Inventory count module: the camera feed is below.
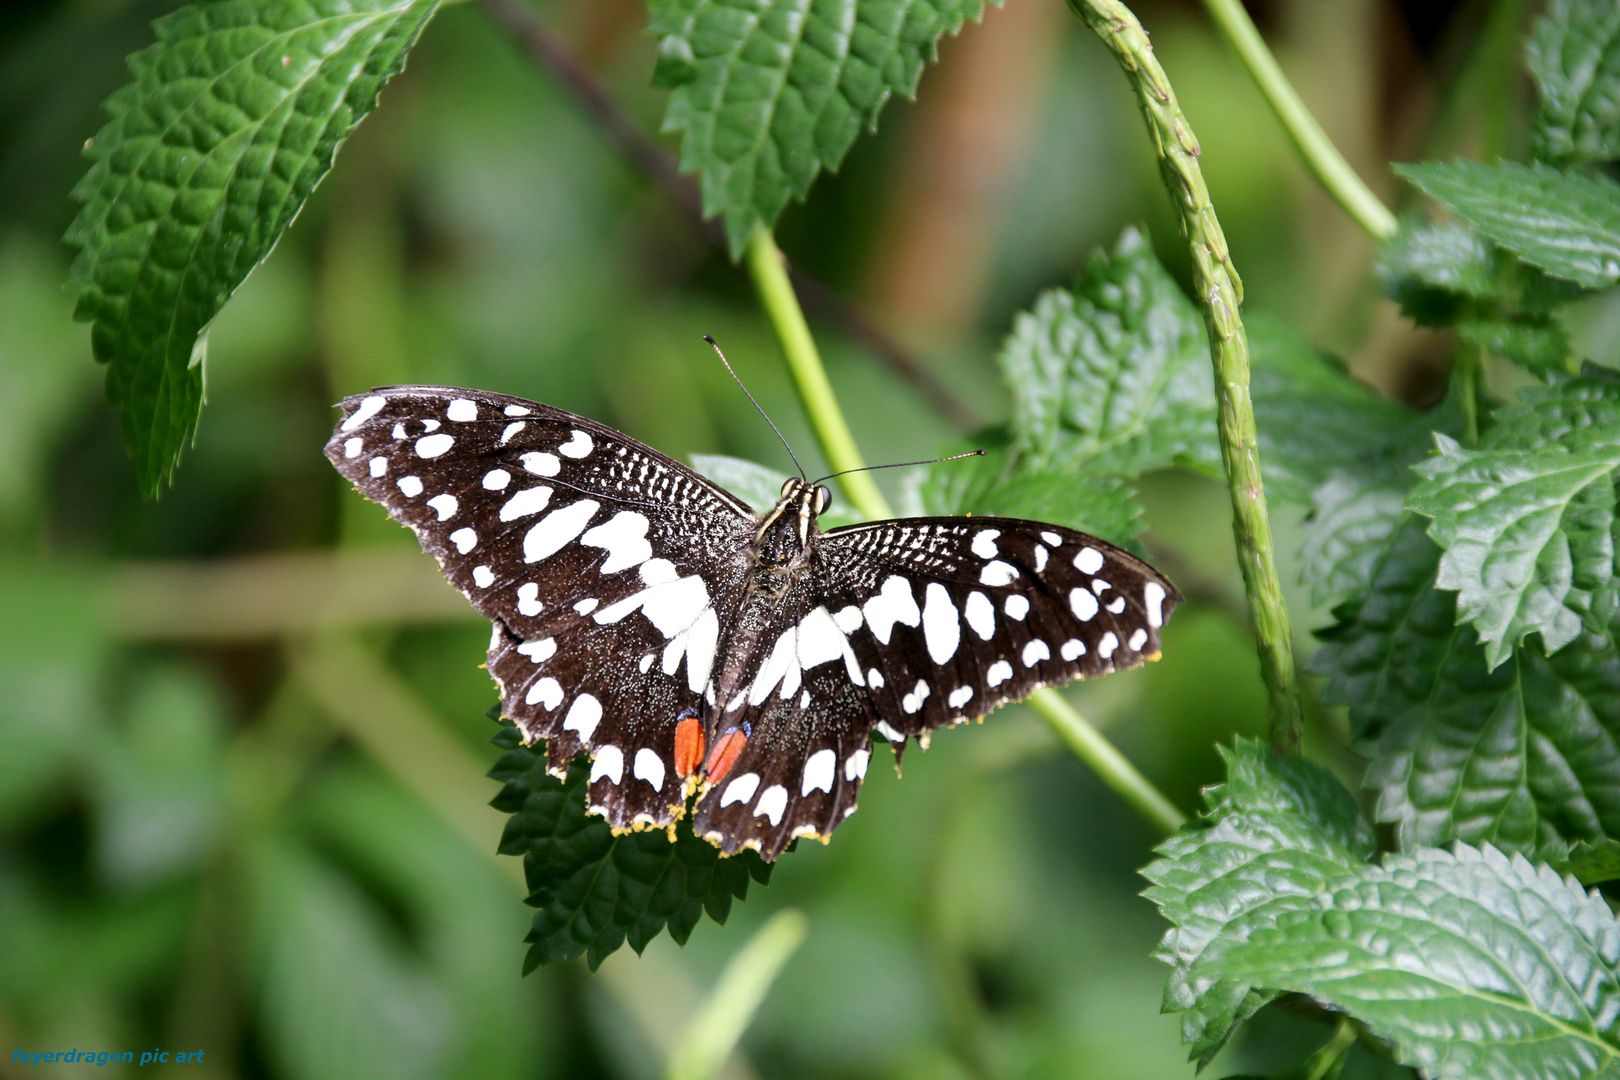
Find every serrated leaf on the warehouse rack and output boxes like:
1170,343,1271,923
1397,161,1620,289
1000,227,1219,478
1408,379,1620,666
1195,844,1620,1080
650,0,987,255
1313,518,1620,859
1553,838,1620,884
1456,313,1575,373
1378,219,1501,325
64,0,440,495
1300,478,1410,608
1141,738,1375,1067
488,726,770,972
689,453,860,528
1528,0,1620,166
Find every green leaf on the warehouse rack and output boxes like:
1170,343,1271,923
1378,219,1501,325
1000,227,1219,478
1300,479,1411,608
1141,738,1375,1067
1397,161,1620,289
689,453,860,528
64,0,441,495
1407,379,1620,667
1313,518,1620,859
1528,0,1620,166
1553,838,1620,884
1456,314,1575,373
488,726,771,972
1195,844,1620,1080
650,0,988,256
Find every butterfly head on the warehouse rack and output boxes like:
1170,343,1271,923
754,477,830,567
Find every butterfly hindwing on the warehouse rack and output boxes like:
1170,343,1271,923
326,387,755,833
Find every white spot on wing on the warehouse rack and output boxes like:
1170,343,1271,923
416,433,454,458
1092,579,1112,595
1033,545,1048,572
639,653,654,674
874,721,904,742
591,746,623,784
986,660,1013,687
581,511,652,574
520,452,560,476
802,749,836,796
523,500,599,562
427,494,458,521
562,694,602,740
1144,582,1167,627
517,584,543,617
1107,596,1127,614
525,676,562,709
1075,547,1105,574
1070,588,1099,621
796,606,864,686
1098,632,1118,659
964,591,995,640
344,437,362,458
634,748,665,791
1022,639,1051,667
901,679,930,714
980,560,1017,587
862,575,921,643
844,749,869,781
1060,639,1085,660
1041,531,1063,546
472,565,494,589
754,785,788,825
517,636,556,662
369,457,387,477
450,528,477,553
721,773,760,807
867,669,884,688
341,395,386,431
446,398,477,422
501,486,553,522
559,430,593,458
922,584,960,664
947,685,973,708
1004,594,1029,620
482,469,510,490
573,598,598,615
504,404,531,417
397,476,423,497
500,421,526,445
832,605,862,633
971,529,1001,558
1129,628,1148,651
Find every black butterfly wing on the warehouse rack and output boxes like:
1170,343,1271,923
689,518,1179,859
326,386,756,834
817,518,1181,736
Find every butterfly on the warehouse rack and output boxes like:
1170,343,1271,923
326,385,1180,860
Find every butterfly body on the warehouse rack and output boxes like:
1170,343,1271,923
327,386,1179,859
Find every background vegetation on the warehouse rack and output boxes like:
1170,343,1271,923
2,0,1616,1078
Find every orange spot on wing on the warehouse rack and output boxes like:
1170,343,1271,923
674,716,706,777
703,728,748,789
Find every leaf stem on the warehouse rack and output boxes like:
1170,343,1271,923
1197,0,1397,241
1069,0,1306,757
745,223,1187,834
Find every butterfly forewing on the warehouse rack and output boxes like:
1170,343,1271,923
326,387,755,832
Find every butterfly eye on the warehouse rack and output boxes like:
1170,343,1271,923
780,477,798,498
814,485,831,514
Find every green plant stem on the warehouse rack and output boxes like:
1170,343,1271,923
745,223,1187,835
1459,346,1483,446
667,909,808,1080
1198,0,1396,241
1069,0,1306,758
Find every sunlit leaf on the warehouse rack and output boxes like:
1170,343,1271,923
650,0,989,255
65,0,441,495
1528,0,1620,166
489,725,771,972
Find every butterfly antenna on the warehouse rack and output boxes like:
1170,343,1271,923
703,334,807,479
814,450,984,486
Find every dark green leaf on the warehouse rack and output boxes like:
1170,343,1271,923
1195,844,1620,1080
1378,219,1500,325
999,227,1219,478
1141,738,1374,1067
1300,481,1411,607
64,0,441,495
1313,518,1620,859
1407,379,1620,666
488,726,770,972
650,0,987,255
1397,161,1620,289
1455,313,1574,373
1528,0,1620,166
1553,838,1620,883
690,453,860,528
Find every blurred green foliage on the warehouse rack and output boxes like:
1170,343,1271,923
0,0,1584,1078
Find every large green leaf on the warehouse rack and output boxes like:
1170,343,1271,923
1000,227,1219,478
1140,739,1375,1067
1195,844,1620,1080
65,0,441,495
1313,518,1620,859
650,0,987,256
488,725,771,972
1408,379,1620,667
1397,161,1620,290
1528,0,1620,166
